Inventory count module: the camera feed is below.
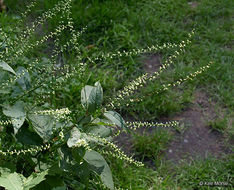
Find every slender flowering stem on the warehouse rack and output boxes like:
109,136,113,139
124,62,214,107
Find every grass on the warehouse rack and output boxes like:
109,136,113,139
107,154,234,190
106,157,177,190
175,155,234,190
132,129,173,161
1,0,233,189
3,0,233,111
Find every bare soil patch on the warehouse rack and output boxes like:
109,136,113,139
114,54,233,167
188,1,199,9
141,53,161,75
115,90,232,167
164,90,232,164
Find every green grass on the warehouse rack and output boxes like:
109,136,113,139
107,154,234,190
174,155,234,190
106,157,177,190
4,0,233,112
1,0,233,189
132,129,172,161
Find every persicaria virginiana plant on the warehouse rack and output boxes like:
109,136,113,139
0,0,213,189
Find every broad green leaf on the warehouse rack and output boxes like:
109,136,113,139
23,170,48,190
2,101,25,118
0,89,10,94
77,115,92,125
16,67,31,91
16,125,43,146
89,118,112,137
84,150,114,190
0,172,24,190
81,82,103,113
0,170,48,190
72,147,86,164
58,146,87,178
10,86,24,98
34,162,51,173
0,167,11,175
88,125,111,137
67,127,100,147
33,176,65,190
28,114,54,142
94,81,103,107
67,127,82,147
58,145,74,172
2,101,26,134
104,111,126,130
0,163,16,174
81,85,93,108
0,61,16,75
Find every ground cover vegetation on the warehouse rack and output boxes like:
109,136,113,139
0,0,233,189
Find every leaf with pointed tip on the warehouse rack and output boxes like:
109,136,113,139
94,81,103,107
0,172,24,190
23,170,48,190
16,67,31,91
67,127,82,148
81,85,93,109
0,61,16,75
104,111,127,131
2,101,26,134
81,82,103,113
28,114,54,142
84,150,114,190
89,118,112,137
16,125,43,146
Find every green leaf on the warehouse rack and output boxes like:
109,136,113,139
16,125,43,146
0,164,16,174
0,61,16,75
23,170,48,190
16,67,31,91
94,81,103,107
84,150,114,190
88,125,111,137
89,119,112,137
0,89,10,94
81,82,103,113
58,145,74,172
67,127,99,147
0,172,24,190
2,101,26,134
77,115,92,125
67,127,82,148
47,163,63,176
104,111,127,130
0,170,48,190
72,147,86,164
28,114,54,142
33,176,65,190
81,85,93,109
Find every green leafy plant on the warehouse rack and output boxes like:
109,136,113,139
0,0,215,189
0,74,130,189
0,168,48,190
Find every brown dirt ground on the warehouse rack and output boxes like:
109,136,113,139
114,54,233,167
164,90,233,164
188,1,199,9
142,53,162,75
